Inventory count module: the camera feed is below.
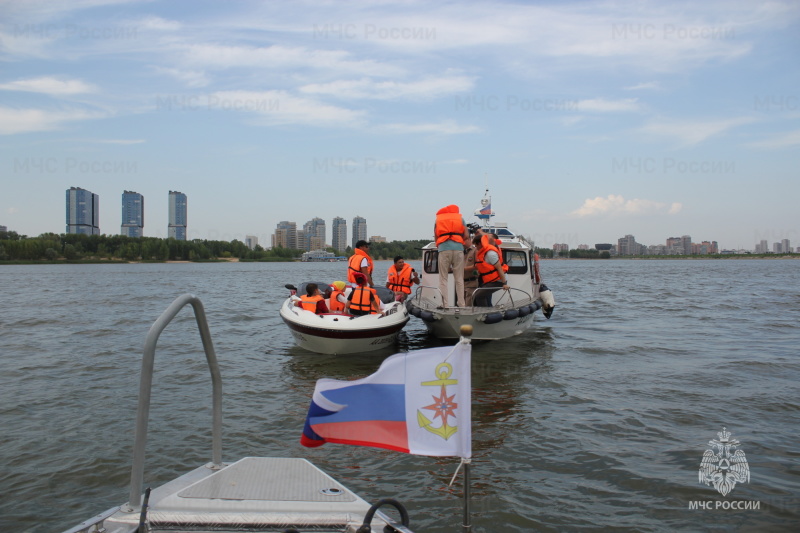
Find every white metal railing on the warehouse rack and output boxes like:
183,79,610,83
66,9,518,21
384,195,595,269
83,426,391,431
124,294,223,511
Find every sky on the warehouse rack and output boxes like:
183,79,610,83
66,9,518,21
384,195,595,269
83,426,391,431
1,0,798,251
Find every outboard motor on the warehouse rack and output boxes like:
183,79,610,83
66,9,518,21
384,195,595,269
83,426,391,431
539,283,555,319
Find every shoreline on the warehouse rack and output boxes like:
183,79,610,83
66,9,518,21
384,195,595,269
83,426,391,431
2,255,798,266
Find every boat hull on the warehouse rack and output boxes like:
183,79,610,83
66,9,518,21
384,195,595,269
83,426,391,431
409,302,540,340
280,297,409,354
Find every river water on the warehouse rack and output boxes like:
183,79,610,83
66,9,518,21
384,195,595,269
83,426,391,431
1,259,798,532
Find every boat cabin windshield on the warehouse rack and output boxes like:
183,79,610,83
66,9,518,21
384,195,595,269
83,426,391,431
423,249,529,276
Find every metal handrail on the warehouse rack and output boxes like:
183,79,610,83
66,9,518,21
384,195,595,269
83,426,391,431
125,294,223,511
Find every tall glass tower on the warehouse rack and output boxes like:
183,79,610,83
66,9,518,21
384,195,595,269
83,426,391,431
66,186,100,235
352,216,367,248
168,190,187,240
332,216,347,253
121,190,144,237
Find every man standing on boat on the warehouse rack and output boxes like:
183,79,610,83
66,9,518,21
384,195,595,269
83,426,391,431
434,205,470,307
386,255,419,303
347,240,374,289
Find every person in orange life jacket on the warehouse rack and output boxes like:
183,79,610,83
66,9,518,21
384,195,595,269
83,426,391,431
294,283,329,314
434,205,470,307
386,255,419,302
490,232,509,273
462,241,478,306
479,232,509,273
328,280,347,313
473,234,509,307
346,273,381,316
347,240,374,289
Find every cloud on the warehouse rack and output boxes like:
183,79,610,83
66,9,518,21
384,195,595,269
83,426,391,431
639,117,756,145
137,16,182,31
179,44,402,77
0,76,97,95
203,90,365,127
299,75,475,101
97,139,146,144
624,81,661,91
572,194,683,217
153,67,210,88
0,106,104,134
379,120,480,135
576,98,640,112
747,129,800,149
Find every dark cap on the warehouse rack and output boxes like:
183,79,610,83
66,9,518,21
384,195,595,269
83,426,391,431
356,240,370,248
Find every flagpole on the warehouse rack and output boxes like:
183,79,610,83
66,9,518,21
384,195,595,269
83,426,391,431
463,459,471,532
459,325,473,533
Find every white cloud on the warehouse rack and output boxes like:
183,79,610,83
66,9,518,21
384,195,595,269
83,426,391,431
299,75,475,101
179,44,402,77
97,139,146,144
624,81,660,91
0,107,104,134
639,117,756,145
747,129,800,149
379,120,480,135
576,98,640,112
0,76,97,95
137,16,182,31
203,90,365,127
571,194,683,217
153,67,210,88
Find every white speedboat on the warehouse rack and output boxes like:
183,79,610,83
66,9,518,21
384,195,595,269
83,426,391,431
64,294,416,533
280,282,410,354
407,190,555,341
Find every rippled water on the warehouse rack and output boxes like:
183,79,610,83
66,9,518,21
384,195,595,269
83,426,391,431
1,260,798,532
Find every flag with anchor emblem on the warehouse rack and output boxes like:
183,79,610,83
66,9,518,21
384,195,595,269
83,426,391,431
300,343,471,458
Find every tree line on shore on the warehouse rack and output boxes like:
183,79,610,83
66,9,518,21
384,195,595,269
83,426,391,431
0,231,433,262
0,231,564,263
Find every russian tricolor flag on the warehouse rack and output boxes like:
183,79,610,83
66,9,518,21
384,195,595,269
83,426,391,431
301,344,471,458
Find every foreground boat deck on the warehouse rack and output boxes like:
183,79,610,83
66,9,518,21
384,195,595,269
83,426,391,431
66,457,394,532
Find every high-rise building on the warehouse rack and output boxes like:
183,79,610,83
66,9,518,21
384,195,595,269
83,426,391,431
245,235,258,250
168,190,188,240
66,186,100,235
681,235,692,255
273,221,297,249
332,217,347,252
302,217,326,251
617,234,645,255
666,237,683,254
782,239,791,253
121,190,144,237
352,216,367,248
755,239,769,253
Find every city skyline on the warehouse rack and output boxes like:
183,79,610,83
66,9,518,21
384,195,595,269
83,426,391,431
1,1,797,249
10,185,797,253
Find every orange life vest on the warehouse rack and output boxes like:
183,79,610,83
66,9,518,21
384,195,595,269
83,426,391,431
347,248,374,284
329,289,345,312
475,244,502,284
300,294,323,313
349,286,378,314
387,263,414,294
481,234,509,272
435,205,466,246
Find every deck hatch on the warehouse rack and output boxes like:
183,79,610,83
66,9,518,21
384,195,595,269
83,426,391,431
178,457,356,502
